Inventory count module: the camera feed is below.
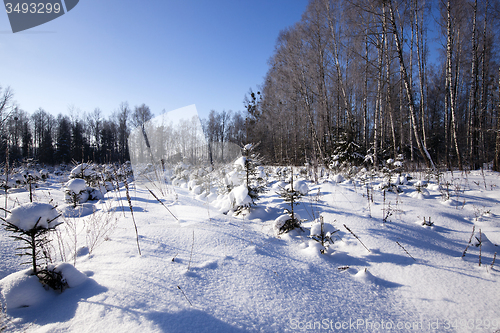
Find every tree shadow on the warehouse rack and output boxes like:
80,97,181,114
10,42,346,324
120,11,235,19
145,308,249,333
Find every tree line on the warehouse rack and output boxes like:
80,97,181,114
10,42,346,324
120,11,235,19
0,84,247,168
243,0,500,171
0,88,143,166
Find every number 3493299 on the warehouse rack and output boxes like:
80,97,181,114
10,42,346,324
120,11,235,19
5,2,61,14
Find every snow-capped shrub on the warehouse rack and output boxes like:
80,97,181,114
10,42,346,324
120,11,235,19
65,178,90,206
229,185,253,209
308,216,338,254
220,143,266,215
70,163,101,186
37,262,88,292
273,214,295,235
292,180,309,196
273,213,303,236
70,163,94,178
40,169,49,180
191,184,203,195
88,185,107,201
331,174,345,183
1,202,62,277
4,202,60,231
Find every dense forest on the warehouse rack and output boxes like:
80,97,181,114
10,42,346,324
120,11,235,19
1,0,500,171
245,0,500,171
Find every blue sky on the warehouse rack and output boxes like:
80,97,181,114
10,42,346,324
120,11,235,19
0,0,309,120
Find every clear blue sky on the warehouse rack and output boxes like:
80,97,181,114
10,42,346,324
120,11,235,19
0,0,309,120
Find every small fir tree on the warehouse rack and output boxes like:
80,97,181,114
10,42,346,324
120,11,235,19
276,167,306,234
234,143,266,214
1,203,66,290
308,216,338,254
242,143,266,201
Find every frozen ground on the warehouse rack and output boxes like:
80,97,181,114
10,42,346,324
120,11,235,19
1,166,499,332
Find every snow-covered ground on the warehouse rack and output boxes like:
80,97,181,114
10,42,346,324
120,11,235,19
1,166,499,332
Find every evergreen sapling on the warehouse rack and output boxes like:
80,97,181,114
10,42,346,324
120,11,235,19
275,167,308,234
308,216,338,254
1,202,67,290
233,143,266,215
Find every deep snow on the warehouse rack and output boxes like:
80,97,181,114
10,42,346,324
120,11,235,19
0,166,499,332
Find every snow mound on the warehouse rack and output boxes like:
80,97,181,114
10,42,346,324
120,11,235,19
302,239,325,256
353,269,402,288
291,180,309,195
66,178,87,193
310,221,336,236
206,191,218,203
53,263,88,288
60,203,96,218
191,185,203,195
409,189,429,199
228,185,253,207
233,156,247,169
427,183,441,191
0,264,88,310
273,213,301,235
331,174,345,183
6,202,60,231
273,214,291,235
70,163,95,178
0,269,50,309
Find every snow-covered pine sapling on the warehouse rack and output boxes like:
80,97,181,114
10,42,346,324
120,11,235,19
1,203,65,289
232,143,266,215
308,216,338,254
65,178,89,207
381,158,403,193
70,163,99,185
275,167,308,234
242,143,266,202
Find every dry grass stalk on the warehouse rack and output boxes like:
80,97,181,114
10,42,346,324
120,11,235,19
146,187,178,221
343,224,371,253
124,176,141,256
462,225,475,257
396,241,416,261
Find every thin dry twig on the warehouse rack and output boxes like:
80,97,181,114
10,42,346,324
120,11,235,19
462,225,475,257
177,285,192,306
396,241,416,261
146,187,178,221
343,224,371,253
124,177,141,256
